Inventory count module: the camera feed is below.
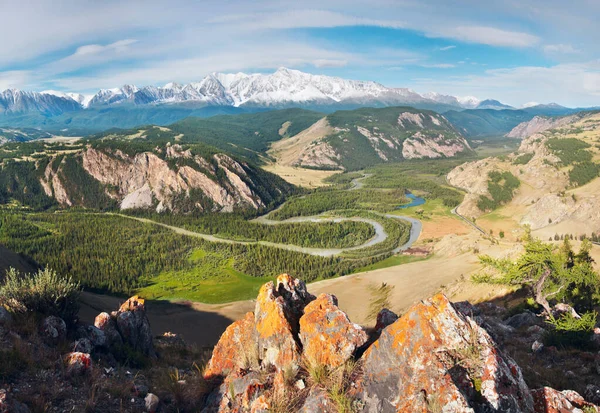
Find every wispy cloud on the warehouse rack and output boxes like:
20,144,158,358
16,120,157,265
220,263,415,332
430,26,540,48
420,63,456,69
439,45,456,51
543,43,581,54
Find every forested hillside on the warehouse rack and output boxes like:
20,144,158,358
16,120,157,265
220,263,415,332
0,137,294,213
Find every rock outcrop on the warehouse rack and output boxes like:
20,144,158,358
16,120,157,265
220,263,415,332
95,295,155,357
35,144,291,213
203,275,599,413
506,115,579,139
360,293,533,412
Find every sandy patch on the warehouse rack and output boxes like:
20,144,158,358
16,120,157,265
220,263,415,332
419,216,471,240
262,164,338,188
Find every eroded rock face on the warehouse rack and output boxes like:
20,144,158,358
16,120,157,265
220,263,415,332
360,293,534,412
299,293,367,367
204,312,257,380
254,275,314,370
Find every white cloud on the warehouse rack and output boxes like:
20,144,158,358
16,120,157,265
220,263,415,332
420,63,455,68
208,9,405,30
410,60,600,107
439,45,456,51
313,59,348,68
431,26,540,48
0,71,31,90
543,43,581,54
72,39,138,57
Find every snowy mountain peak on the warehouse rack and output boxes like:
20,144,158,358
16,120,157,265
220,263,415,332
1,68,531,114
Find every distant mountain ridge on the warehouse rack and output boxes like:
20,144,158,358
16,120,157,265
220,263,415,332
1,68,498,115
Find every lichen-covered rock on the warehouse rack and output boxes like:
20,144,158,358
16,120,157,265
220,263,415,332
532,387,599,413
299,293,367,367
360,293,534,413
250,394,270,413
40,315,66,344
375,308,399,332
254,274,314,370
64,352,92,376
116,296,155,357
94,312,122,347
204,312,256,380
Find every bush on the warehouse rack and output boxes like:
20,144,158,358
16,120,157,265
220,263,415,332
0,268,81,324
544,311,598,349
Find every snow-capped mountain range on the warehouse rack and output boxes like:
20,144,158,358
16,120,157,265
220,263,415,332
1,68,494,115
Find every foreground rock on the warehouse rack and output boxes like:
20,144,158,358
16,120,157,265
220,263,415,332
203,274,599,413
95,295,155,357
360,293,533,412
299,293,367,367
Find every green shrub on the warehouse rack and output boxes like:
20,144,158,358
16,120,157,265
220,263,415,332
544,311,598,349
513,153,533,165
0,268,81,324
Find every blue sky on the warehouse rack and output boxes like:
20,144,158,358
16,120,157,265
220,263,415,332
1,0,600,107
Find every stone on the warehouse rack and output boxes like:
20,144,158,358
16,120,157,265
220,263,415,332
453,300,480,317
254,274,313,370
552,303,580,319
585,384,600,405
116,296,155,357
505,310,539,329
77,324,107,348
300,388,332,413
73,338,94,354
360,293,534,412
374,308,399,332
94,312,122,347
250,395,270,413
532,387,598,413
299,293,367,368
144,393,159,413
40,315,66,344
64,352,92,376
532,340,544,353
0,307,12,326
204,312,256,380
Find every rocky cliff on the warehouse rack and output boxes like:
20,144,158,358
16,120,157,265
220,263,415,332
282,107,471,171
3,142,293,213
506,114,580,139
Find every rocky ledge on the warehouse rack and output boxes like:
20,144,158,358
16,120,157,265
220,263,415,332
202,274,599,413
1,274,598,412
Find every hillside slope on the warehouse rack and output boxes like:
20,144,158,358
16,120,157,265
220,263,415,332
448,111,600,238
0,138,293,213
270,106,471,171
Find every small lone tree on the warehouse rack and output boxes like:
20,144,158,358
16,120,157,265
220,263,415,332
473,232,600,318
